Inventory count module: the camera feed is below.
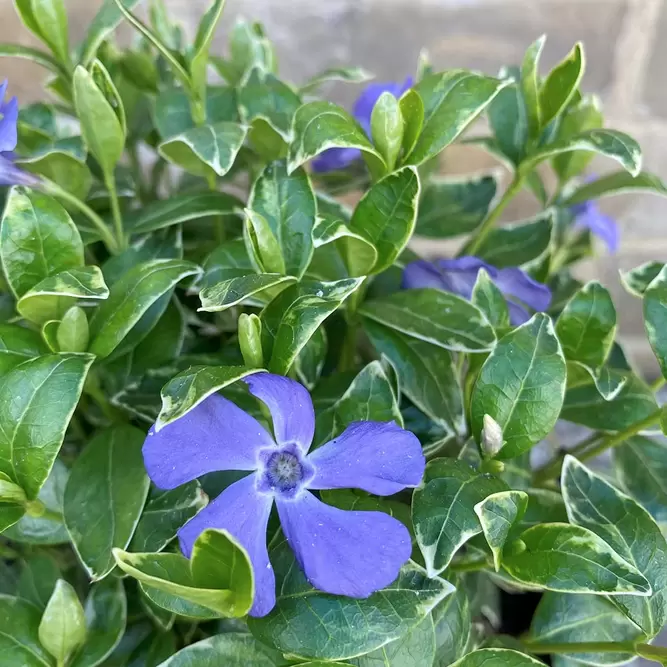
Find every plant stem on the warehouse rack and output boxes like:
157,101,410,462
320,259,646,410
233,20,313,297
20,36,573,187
449,558,491,573
464,173,525,256
105,174,126,251
651,376,666,392
44,180,118,254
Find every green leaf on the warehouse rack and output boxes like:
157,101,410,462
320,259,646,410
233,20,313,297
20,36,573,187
364,320,465,438
157,365,261,428
556,280,616,369
88,259,201,359
415,173,498,239
126,192,242,235
530,593,640,666
539,43,584,129
621,261,664,298
406,71,508,166
502,522,652,595
17,555,59,609
73,65,125,176
360,288,496,353
248,160,316,278
189,0,227,101
452,649,546,667
0,187,84,298
488,77,529,166
371,92,404,171
471,314,566,459
56,306,89,353
294,326,326,389
248,547,453,661
521,129,642,177
615,436,667,529
0,42,66,77
0,594,54,667
130,482,207,553
563,170,667,206
0,354,92,499
399,88,424,158
64,425,150,580
244,209,286,274
432,577,472,667
39,580,87,665
0,324,49,377
472,269,510,330
200,239,253,289
113,528,254,617
300,66,373,94
15,0,69,66
412,459,507,575
199,274,296,312
153,633,288,667
287,100,385,174
70,578,126,667
562,455,667,637
217,17,276,85
521,35,546,138
473,210,553,268
314,360,403,447
474,490,529,571
348,166,420,274
561,370,658,430
17,266,109,325
159,122,248,178
19,149,93,202
644,265,667,379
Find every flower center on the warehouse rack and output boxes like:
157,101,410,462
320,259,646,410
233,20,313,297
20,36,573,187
257,444,313,498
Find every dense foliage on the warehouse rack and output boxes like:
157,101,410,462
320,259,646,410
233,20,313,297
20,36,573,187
0,0,667,666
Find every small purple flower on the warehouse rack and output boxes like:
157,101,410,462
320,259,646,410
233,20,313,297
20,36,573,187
143,372,424,617
0,80,40,187
571,200,619,254
312,77,413,172
403,256,552,326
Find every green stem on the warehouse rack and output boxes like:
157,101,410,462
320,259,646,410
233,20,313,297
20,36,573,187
44,180,118,254
532,433,602,485
464,173,525,256
127,143,148,204
449,558,491,573
105,174,126,251
84,372,124,424
651,376,666,393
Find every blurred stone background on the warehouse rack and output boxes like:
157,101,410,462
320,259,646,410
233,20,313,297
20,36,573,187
1,0,665,375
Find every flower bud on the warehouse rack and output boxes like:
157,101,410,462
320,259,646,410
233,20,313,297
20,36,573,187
0,473,26,505
238,313,264,369
481,414,504,459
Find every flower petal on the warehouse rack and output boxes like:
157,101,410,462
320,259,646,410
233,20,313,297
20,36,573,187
244,373,315,452
143,394,275,490
353,77,413,132
0,94,18,153
308,421,425,495
178,474,276,617
402,259,446,290
277,490,411,597
506,299,531,326
495,267,552,312
436,256,496,299
0,155,40,187
574,203,620,254
311,146,361,172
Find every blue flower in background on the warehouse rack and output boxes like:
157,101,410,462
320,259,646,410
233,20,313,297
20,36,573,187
403,256,552,325
0,80,40,187
312,77,413,172
143,372,424,617
571,200,619,254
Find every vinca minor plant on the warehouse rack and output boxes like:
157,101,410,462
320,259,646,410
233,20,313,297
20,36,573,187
0,1,667,666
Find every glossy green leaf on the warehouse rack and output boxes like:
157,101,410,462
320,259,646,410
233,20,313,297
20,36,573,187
521,35,546,138
488,77,528,166
64,425,150,580
413,459,507,575
348,166,420,274
471,314,566,459
17,266,109,325
365,320,465,437
189,0,226,101
200,239,253,289
472,269,510,330
287,100,384,174
199,274,296,312
563,170,667,206
453,649,546,667
15,0,69,66
406,71,508,166
19,149,93,202
0,354,92,499
0,42,66,77
300,66,373,93
371,92,404,171
56,306,89,353
621,261,664,298
643,265,667,379
475,490,529,571
0,594,54,667
502,522,652,595
539,43,584,129
415,173,498,239
556,281,616,369
562,456,667,637
70,578,127,667
244,209,286,274
159,122,248,178
248,160,316,278
248,545,453,661
157,366,262,428
130,482,207,553
360,288,496,353
0,324,49,377
114,528,254,617
399,88,424,158
39,580,87,665
432,577,472,667
218,17,276,85
0,187,84,298
88,259,201,359
17,554,59,609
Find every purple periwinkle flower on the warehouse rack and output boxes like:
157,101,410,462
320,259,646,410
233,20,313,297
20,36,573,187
143,372,425,617
571,200,619,254
312,77,413,172
403,256,552,326
0,80,40,187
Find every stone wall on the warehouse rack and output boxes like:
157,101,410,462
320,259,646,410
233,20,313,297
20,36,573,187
2,0,665,374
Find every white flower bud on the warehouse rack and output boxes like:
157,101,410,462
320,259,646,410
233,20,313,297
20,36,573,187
481,414,504,458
